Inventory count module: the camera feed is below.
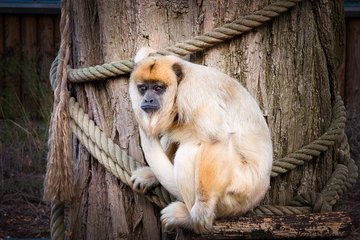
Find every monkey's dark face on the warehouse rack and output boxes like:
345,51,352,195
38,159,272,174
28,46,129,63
129,54,183,136
137,81,167,113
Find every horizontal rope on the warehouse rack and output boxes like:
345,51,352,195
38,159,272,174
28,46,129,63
67,0,303,83
69,98,357,216
69,95,346,191
68,93,355,216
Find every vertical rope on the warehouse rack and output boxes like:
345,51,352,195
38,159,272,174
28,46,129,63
50,202,65,240
44,0,73,240
43,0,73,202
44,1,71,239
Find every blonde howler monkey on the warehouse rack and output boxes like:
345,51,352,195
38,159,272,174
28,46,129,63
129,47,273,234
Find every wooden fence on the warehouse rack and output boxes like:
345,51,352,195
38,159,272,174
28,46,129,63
343,18,360,122
0,14,60,119
0,11,358,121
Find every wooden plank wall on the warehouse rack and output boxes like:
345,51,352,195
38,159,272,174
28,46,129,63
0,13,358,120
344,18,360,121
0,14,60,119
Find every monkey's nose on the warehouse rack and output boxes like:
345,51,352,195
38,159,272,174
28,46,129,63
141,98,160,113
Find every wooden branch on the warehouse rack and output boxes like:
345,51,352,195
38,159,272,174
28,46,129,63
175,212,352,239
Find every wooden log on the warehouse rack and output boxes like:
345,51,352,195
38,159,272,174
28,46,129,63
177,212,351,239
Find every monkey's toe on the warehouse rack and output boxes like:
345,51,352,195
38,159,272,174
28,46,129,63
190,202,215,234
161,201,193,231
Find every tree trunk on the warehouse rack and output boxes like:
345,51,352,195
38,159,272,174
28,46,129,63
67,0,344,239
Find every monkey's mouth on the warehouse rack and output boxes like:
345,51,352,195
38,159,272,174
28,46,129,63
141,106,160,113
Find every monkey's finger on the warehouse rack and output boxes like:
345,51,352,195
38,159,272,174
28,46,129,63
193,218,213,234
143,182,160,194
130,175,137,184
132,181,140,191
132,179,145,193
161,220,175,232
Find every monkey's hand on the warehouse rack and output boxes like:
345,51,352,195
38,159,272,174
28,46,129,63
190,201,215,234
130,167,160,194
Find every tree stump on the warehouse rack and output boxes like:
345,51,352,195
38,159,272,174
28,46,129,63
67,0,345,239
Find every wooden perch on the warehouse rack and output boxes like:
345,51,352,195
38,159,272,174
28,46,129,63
173,212,352,239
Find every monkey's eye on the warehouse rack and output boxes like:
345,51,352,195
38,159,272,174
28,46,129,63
153,85,165,94
138,84,148,94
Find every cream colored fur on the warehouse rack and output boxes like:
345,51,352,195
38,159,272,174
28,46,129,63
129,47,273,234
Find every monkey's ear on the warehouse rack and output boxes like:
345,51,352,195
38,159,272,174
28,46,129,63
134,47,157,63
172,63,184,82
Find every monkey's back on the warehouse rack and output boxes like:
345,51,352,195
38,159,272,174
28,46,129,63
173,61,273,214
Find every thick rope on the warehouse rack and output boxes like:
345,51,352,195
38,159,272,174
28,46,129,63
68,95,358,217
69,98,174,208
50,202,65,240
69,96,347,188
67,0,303,83
289,135,358,213
254,134,358,216
271,95,347,177
43,0,73,203
48,0,359,238
46,0,71,238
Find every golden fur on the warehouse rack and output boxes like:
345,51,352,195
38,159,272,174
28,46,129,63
129,47,273,233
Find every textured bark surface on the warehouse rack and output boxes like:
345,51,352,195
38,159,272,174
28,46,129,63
194,212,351,239
68,0,344,239
69,1,161,239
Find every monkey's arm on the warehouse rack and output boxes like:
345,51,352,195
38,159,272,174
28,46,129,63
138,128,183,200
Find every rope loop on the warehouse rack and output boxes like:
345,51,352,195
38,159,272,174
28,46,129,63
290,192,332,213
271,95,347,177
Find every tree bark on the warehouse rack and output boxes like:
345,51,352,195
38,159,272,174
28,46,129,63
67,0,344,239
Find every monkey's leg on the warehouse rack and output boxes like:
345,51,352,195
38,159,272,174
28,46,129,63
191,142,232,234
173,142,198,209
161,142,199,232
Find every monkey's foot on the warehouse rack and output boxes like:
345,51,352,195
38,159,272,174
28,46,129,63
130,167,159,194
190,201,215,234
161,201,193,231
